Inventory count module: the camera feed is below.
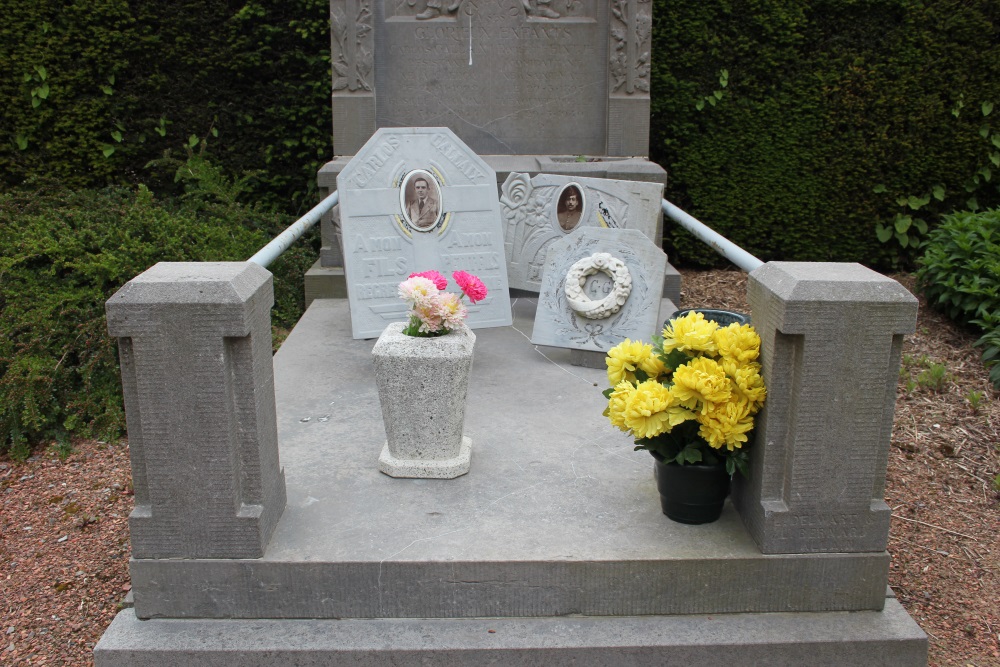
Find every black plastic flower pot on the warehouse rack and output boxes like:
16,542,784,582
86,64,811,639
651,452,731,525
667,308,750,329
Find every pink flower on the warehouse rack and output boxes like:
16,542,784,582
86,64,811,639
436,292,468,330
398,276,438,307
414,302,444,333
452,271,488,303
409,270,448,291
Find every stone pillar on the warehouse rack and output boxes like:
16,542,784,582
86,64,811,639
106,262,286,559
733,263,917,554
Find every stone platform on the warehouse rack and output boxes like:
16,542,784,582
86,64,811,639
96,297,926,665
97,595,925,666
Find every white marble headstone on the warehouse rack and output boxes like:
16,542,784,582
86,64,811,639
530,228,667,352
500,172,664,292
338,128,512,339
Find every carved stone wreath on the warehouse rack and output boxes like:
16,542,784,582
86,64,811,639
564,253,633,320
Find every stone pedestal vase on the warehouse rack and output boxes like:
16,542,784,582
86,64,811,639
372,322,475,479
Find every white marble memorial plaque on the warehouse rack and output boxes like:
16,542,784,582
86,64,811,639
338,128,512,339
500,172,663,292
531,227,666,352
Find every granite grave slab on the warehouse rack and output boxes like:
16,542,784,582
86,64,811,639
531,227,666,353
500,171,664,292
338,127,512,338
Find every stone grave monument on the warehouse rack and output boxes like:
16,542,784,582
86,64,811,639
307,0,668,303
530,227,667,354
338,127,512,338
95,260,927,665
500,172,678,299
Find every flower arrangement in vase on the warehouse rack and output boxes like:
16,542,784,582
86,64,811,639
603,310,767,523
398,270,488,336
371,269,488,479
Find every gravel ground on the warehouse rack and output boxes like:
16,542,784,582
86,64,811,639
1,269,998,666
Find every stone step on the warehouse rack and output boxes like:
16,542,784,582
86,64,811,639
96,596,926,667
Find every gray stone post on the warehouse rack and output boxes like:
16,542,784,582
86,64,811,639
106,262,286,559
733,262,917,554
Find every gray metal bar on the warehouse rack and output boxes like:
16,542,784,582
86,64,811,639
661,199,763,273
248,191,340,268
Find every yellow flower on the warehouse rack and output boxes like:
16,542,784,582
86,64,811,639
670,357,731,413
661,311,719,355
623,380,695,439
729,362,766,411
605,380,635,431
696,399,755,450
606,339,654,385
714,323,761,364
639,353,668,380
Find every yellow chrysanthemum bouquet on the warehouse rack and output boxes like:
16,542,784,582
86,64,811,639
603,311,766,477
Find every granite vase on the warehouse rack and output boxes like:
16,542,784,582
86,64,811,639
652,452,731,525
372,321,475,479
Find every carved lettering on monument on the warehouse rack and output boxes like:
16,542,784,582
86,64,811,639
610,0,651,95
331,0,374,93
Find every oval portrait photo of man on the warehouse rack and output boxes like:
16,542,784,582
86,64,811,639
556,184,584,232
399,170,442,231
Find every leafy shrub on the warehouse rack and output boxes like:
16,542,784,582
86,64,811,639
650,0,1000,267
0,0,331,210
0,170,315,459
916,208,1000,387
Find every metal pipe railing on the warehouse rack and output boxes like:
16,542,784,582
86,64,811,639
661,199,763,273
246,189,761,275
247,190,339,268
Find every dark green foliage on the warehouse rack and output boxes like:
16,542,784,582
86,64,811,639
916,208,1000,387
650,0,1000,267
0,0,331,210
0,170,314,459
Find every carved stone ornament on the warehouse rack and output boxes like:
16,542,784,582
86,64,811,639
610,0,652,95
330,1,373,93
564,253,632,320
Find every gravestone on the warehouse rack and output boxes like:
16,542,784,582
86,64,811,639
309,0,666,303
531,228,666,352
330,0,652,157
500,172,666,292
338,127,512,339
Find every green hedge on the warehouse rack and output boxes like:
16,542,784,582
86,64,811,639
651,0,1000,267
4,1,1000,266
0,0,331,209
0,170,314,459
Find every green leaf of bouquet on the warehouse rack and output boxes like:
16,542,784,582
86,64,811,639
663,348,689,371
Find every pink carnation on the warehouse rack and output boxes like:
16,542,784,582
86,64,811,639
409,270,448,291
452,271,488,303
398,276,437,307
